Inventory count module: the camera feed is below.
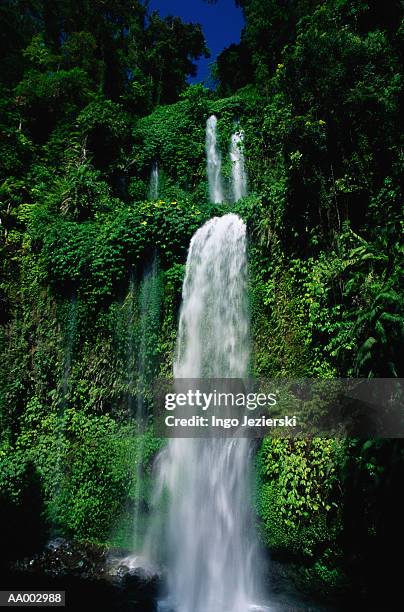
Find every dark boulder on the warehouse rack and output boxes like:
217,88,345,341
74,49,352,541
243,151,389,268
8,540,160,611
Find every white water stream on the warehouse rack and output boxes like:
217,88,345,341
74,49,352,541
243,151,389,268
206,116,224,203
149,161,159,200
230,130,248,202
148,214,263,612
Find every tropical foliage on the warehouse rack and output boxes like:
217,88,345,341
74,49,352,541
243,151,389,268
0,0,403,605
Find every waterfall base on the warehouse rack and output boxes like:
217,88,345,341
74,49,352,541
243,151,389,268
157,601,273,612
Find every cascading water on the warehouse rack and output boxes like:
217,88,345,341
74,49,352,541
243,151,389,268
148,214,263,612
109,263,161,571
133,258,161,547
230,130,248,202
206,115,224,203
149,161,159,200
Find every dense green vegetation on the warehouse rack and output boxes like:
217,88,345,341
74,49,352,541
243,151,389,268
1,0,403,606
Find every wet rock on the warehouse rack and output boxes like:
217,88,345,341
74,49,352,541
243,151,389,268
10,541,160,611
107,554,160,604
14,538,107,580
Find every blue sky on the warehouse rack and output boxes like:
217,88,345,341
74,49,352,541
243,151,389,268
147,0,245,84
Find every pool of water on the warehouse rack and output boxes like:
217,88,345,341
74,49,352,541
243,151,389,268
157,597,334,612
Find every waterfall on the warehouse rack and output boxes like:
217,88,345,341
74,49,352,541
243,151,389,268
206,115,224,203
230,130,248,202
133,258,161,547
148,214,263,612
149,161,159,200
174,214,249,378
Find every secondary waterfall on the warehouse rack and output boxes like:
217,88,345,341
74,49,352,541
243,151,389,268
206,115,224,203
149,161,159,200
230,130,248,202
149,214,262,612
133,258,161,547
